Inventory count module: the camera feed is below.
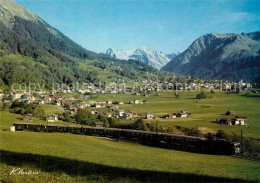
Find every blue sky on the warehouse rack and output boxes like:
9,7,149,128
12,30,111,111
16,0,260,53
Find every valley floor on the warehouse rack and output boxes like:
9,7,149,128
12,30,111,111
82,90,260,138
0,90,260,182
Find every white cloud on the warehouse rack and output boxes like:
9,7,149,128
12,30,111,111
214,12,257,24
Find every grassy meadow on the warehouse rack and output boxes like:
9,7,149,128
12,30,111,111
41,104,64,114
0,131,260,182
0,90,259,182
86,90,260,138
2,89,259,137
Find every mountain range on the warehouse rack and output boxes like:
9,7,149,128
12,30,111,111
0,0,160,87
162,32,260,82
106,47,177,69
0,0,259,85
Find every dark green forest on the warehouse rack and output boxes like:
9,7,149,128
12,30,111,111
0,16,164,88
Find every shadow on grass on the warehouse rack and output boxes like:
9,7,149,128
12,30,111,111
220,114,228,116
211,121,220,124
241,95,260,98
0,150,253,182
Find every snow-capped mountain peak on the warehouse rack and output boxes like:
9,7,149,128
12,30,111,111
106,47,177,69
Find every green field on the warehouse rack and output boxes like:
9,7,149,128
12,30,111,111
0,131,260,182
4,89,259,138
0,90,260,182
86,90,260,138
41,104,64,114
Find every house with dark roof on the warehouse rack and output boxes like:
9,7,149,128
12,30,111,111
218,118,232,125
23,114,32,121
235,116,247,125
180,111,188,118
226,111,236,116
164,113,177,119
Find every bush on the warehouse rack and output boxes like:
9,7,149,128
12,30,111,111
146,122,156,132
12,107,25,115
215,130,260,158
243,138,260,158
132,119,148,131
196,92,207,99
3,103,10,111
107,117,118,127
205,133,215,139
165,126,178,134
58,113,64,121
10,99,20,108
97,115,109,127
26,105,45,118
59,111,72,122
231,132,239,142
75,109,96,125
216,130,232,140
9,101,45,118
187,127,204,137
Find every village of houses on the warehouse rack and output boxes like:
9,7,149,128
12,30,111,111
2,89,189,123
0,79,251,127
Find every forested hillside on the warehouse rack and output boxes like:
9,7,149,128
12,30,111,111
0,0,161,88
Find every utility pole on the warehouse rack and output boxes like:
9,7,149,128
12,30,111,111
240,128,243,154
46,115,48,133
117,119,120,142
196,125,198,137
156,121,158,134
